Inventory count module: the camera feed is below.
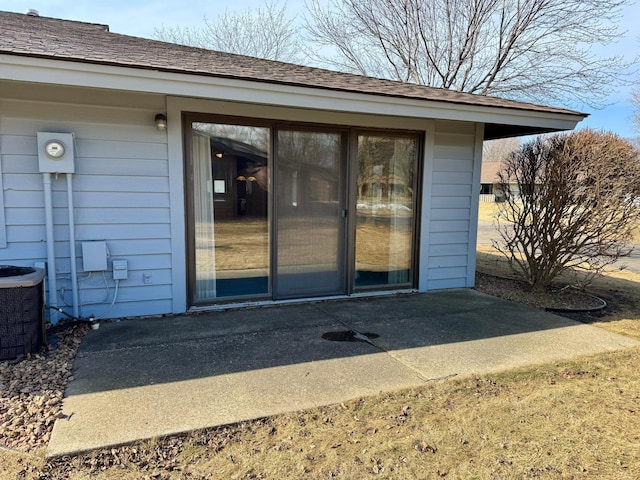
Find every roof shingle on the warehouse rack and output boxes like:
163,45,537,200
0,11,586,119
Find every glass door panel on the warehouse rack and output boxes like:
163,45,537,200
355,135,417,288
191,122,270,301
275,129,346,298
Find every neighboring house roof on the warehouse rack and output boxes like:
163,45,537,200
0,11,586,138
480,162,505,184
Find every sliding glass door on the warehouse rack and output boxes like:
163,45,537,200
354,134,418,289
189,122,271,301
275,129,347,298
187,118,419,305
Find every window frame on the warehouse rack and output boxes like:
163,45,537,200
183,113,424,306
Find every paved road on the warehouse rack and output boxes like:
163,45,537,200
477,221,640,275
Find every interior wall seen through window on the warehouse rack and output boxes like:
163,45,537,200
191,122,271,300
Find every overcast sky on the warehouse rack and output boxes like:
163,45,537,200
3,0,639,139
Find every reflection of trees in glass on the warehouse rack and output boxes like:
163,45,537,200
357,136,416,204
193,123,269,154
278,131,341,169
277,130,342,206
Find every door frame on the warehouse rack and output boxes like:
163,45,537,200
183,113,423,307
272,123,350,300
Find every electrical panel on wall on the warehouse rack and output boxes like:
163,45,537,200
82,241,108,272
37,132,75,174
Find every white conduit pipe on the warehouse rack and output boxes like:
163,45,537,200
42,172,59,324
66,174,79,319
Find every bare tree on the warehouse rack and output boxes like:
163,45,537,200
305,0,631,107
633,86,640,138
153,1,300,62
494,129,640,291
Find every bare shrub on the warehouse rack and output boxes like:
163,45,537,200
494,129,640,290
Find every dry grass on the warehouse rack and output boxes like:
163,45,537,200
3,242,640,479
478,202,502,223
478,202,640,242
7,348,640,479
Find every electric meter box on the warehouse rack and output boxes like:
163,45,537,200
37,132,75,174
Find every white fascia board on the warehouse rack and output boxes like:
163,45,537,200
0,54,582,131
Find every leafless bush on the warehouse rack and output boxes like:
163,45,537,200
494,129,640,290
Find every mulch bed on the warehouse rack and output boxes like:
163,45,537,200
474,272,606,312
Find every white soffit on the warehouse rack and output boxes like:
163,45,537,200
0,54,583,131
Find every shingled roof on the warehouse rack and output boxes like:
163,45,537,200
0,10,586,121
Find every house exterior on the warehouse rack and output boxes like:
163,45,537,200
479,162,510,202
0,11,586,321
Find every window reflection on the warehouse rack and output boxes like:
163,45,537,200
191,123,270,300
275,130,345,298
355,135,417,288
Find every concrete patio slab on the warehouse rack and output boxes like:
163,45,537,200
48,290,639,458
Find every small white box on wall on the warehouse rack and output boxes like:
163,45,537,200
36,132,75,174
112,259,128,280
82,241,108,272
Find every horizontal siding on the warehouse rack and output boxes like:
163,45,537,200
0,238,170,259
432,171,474,185
427,255,468,268
0,97,173,319
430,208,470,221
427,278,468,290
428,266,467,280
425,120,478,290
3,173,169,192
5,207,170,225
431,196,472,209
429,231,470,245
433,145,475,162
429,243,469,256
5,190,170,208
430,220,470,233
2,154,169,176
431,184,473,197
6,224,171,242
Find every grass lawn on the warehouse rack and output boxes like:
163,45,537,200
478,202,502,223
2,250,640,479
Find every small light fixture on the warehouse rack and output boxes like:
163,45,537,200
215,152,224,158
154,114,167,131
236,175,247,181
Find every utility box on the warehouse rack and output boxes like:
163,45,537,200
37,132,75,174
0,266,46,361
112,259,128,280
82,241,108,272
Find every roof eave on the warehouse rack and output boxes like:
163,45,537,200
0,54,585,135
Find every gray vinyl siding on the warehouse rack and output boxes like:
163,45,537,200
0,96,171,318
425,121,479,290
